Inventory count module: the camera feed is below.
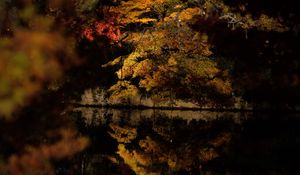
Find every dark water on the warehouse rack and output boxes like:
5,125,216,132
59,108,300,175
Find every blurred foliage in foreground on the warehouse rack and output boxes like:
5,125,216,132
0,129,89,175
0,0,89,174
0,0,79,118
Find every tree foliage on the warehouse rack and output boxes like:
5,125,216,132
102,0,299,107
104,0,232,105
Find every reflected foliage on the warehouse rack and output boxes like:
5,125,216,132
114,118,234,174
70,108,300,175
71,108,244,174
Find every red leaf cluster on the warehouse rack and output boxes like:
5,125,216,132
81,15,122,44
82,28,94,41
95,21,121,43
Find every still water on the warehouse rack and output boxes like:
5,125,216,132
60,108,300,175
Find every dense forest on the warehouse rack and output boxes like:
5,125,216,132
0,0,299,174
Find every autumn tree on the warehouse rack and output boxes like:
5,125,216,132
101,0,299,108
101,0,234,106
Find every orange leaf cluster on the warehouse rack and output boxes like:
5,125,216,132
81,14,122,44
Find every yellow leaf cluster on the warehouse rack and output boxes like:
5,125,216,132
118,144,160,175
139,136,162,153
132,59,154,78
183,58,220,79
116,51,145,79
207,0,289,32
198,148,219,162
208,132,232,147
109,124,137,143
139,64,173,92
102,56,122,68
253,14,289,32
207,79,233,96
109,0,166,24
108,81,139,101
125,31,167,55
164,7,202,23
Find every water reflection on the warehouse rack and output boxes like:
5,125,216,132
68,108,300,175
66,108,250,174
73,107,250,125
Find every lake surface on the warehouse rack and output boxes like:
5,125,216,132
59,108,300,175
